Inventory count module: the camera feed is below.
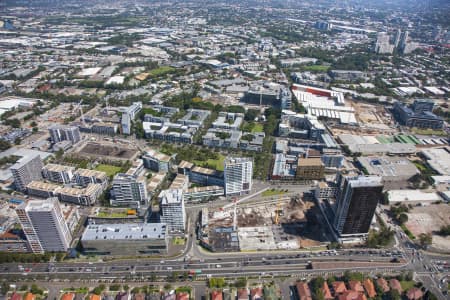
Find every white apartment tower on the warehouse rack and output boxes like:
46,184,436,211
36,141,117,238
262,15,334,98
159,189,186,232
224,157,253,196
10,154,44,192
15,198,72,253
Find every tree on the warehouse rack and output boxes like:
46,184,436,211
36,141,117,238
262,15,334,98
398,213,408,225
418,233,432,248
388,289,401,300
1,282,9,296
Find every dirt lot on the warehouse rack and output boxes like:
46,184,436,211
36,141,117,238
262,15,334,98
77,141,139,160
405,203,450,252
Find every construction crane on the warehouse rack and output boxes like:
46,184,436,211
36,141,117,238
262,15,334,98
232,197,238,231
74,99,86,126
274,196,283,225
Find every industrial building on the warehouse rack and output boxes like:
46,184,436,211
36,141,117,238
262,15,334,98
81,223,168,255
357,156,419,189
16,198,72,253
291,84,357,124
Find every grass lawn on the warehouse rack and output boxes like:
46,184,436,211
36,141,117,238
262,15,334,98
194,154,226,171
94,164,122,177
400,281,415,291
148,66,175,77
301,65,330,72
411,128,447,136
172,237,186,246
262,189,287,197
251,123,264,133
97,210,128,218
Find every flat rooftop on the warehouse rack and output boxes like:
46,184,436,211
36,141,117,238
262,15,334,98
82,223,167,241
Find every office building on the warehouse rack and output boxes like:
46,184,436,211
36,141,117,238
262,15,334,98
81,222,168,255
48,125,81,145
412,99,435,114
74,168,108,189
110,173,148,208
190,166,224,186
224,157,253,196
393,101,444,129
42,163,75,184
296,158,325,180
15,198,72,253
159,189,186,232
10,154,44,192
142,149,172,172
333,175,383,237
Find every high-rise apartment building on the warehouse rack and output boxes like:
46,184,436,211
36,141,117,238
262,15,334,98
48,125,81,144
159,189,185,232
224,157,253,196
333,175,383,237
374,32,394,54
110,173,148,208
121,102,142,135
15,198,72,253
10,154,44,192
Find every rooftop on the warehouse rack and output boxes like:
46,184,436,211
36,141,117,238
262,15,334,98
82,223,167,241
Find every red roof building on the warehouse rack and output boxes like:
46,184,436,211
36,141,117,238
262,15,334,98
363,279,377,298
210,290,223,300
376,278,390,293
296,282,312,300
237,288,249,300
321,282,334,300
406,288,423,300
333,281,348,295
250,287,263,300
389,279,402,294
338,291,367,300
175,292,189,300
348,281,364,293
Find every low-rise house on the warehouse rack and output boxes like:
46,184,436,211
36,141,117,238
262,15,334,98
237,288,249,300
348,281,364,293
376,278,390,293
406,288,423,300
338,291,366,300
321,282,333,300
296,282,312,300
175,292,189,300
10,293,22,300
61,293,75,300
389,279,402,294
250,287,263,300
363,279,376,298
211,290,223,300
333,281,348,295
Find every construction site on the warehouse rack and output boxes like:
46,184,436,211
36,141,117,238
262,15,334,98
75,141,140,161
198,193,333,252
